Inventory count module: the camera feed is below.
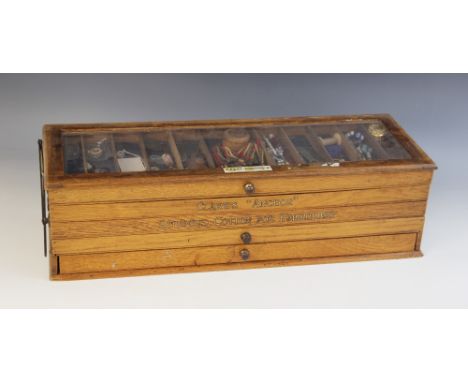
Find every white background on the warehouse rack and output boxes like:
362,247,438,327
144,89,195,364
1,0,467,381
1,73,467,308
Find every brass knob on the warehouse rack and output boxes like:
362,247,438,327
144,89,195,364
240,249,250,261
244,182,255,194
240,232,252,244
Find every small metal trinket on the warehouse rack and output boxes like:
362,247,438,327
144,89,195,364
368,124,386,139
87,146,104,159
262,133,288,166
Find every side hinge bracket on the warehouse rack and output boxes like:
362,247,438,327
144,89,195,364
38,139,49,257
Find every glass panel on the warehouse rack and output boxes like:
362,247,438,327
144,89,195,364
314,128,351,162
114,133,147,172
173,130,214,170
63,135,85,174
60,120,414,175
255,127,301,166
366,122,411,159
143,132,179,171
203,128,267,167
283,126,330,163
82,133,117,173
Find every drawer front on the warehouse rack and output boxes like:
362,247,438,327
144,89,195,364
50,201,426,239
49,184,429,223
58,233,418,274
52,217,424,255
47,171,433,204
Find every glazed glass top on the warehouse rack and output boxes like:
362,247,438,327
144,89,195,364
61,120,412,175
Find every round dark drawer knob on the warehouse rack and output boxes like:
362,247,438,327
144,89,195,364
244,182,255,194
240,232,252,244
240,249,250,261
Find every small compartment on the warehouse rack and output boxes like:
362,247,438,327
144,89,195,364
173,130,214,170
312,126,356,162
284,126,330,163
63,135,85,174
366,122,411,160
255,127,302,166
203,128,267,168
82,133,117,173
338,125,387,161
143,131,181,171
113,133,148,172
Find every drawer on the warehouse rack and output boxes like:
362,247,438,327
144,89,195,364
49,185,429,222
50,201,427,239
47,170,433,204
52,217,424,255
58,233,418,274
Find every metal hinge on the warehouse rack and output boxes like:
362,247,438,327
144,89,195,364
38,139,49,257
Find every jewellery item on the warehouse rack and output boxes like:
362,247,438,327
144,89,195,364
87,146,104,159
345,130,374,160
261,132,288,166
368,123,387,139
289,135,319,163
85,137,111,162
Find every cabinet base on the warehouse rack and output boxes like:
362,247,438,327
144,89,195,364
51,250,423,281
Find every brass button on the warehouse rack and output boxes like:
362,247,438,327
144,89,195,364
244,182,255,194
240,249,250,261
240,232,252,244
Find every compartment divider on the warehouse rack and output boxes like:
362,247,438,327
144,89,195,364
109,134,120,171
79,135,88,173
252,129,275,166
360,126,390,160
306,127,333,162
167,131,184,169
197,131,216,168
137,133,150,170
335,129,360,161
277,127,305,165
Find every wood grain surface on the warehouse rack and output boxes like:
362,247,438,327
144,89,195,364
49,185,429,222
50,201,426,239
52,217,424,255
59,233,417,274
47,171,432,204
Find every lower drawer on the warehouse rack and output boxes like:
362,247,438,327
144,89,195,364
58,233,417,275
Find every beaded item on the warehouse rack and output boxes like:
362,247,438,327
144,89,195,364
345,130,374,160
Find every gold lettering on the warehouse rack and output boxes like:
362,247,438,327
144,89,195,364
249,197,295,208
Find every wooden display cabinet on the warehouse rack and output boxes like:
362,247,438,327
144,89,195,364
38,114,436,280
